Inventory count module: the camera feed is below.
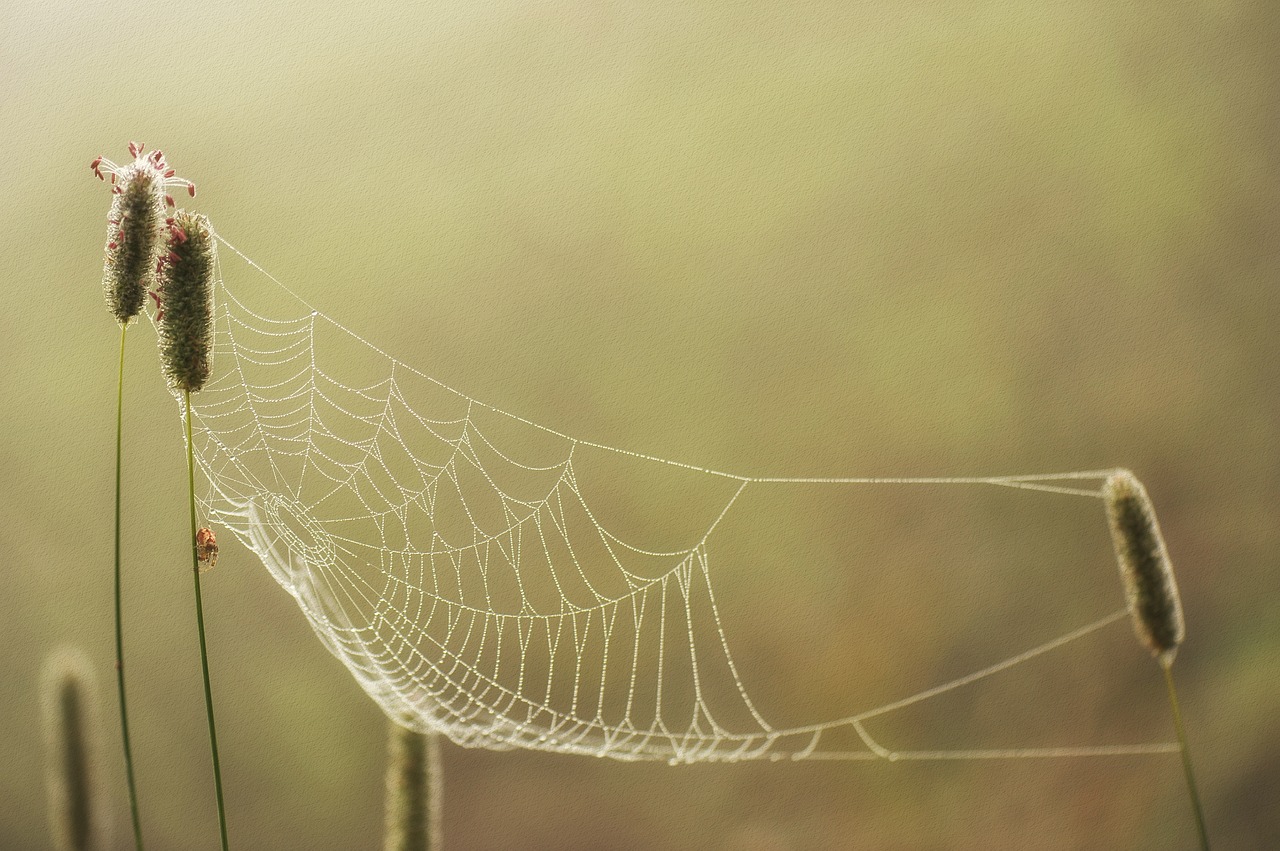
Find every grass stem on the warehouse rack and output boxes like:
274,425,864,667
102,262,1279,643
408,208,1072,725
1161,660,1209,850
114,323,144,851
186,389,229,851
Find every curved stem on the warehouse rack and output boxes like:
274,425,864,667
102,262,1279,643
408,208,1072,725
187,389,229,850
115,323,144,850
1162,660,1210,850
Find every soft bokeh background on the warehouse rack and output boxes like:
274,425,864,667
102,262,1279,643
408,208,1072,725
2,1,1277,848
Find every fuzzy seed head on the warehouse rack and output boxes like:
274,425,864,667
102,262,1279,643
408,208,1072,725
157,210,216,392
1103,470,1185,664
41,647,106,851
93,143,195,324
101,164,163,322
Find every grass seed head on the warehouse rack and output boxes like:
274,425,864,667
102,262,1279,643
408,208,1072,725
384,721,441,851
94,143,195,324
1103,469,1185,665
41,647,105,851
101,164,162,322
157,210,215,392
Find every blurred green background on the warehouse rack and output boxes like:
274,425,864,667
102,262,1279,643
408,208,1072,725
2,1,1277,848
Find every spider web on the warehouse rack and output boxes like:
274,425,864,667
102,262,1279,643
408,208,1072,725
175,231,1177,765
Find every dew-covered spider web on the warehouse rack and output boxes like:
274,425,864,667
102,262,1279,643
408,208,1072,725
174,230,1179,765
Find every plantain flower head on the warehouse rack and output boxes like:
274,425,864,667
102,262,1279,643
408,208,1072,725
156,209,215,393
93,142,196,324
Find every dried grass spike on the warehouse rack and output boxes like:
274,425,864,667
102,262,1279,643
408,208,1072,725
1102,469,1185,664
158,210,216,392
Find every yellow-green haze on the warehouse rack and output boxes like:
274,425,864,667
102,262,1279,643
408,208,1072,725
1,0,1277,847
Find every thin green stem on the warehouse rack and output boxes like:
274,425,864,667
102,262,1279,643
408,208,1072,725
186,390,229,851
1162,660,1209,850
114,322,144,851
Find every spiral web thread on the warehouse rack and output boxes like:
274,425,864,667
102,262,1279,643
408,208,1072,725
181,232,1178,765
